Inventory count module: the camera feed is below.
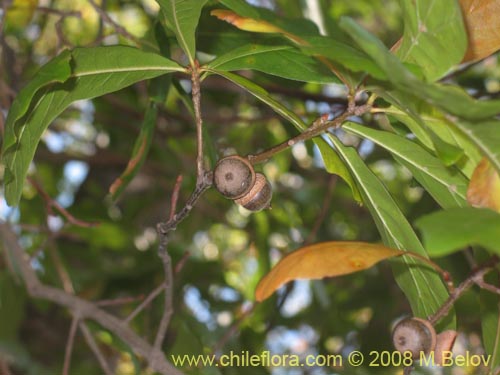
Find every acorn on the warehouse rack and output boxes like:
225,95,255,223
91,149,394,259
235,173,272,211
213,156,272,212
392,317,437,359
213,155,256,199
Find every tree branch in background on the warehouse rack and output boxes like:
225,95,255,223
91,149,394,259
0,223,183,375
28,177,99,228
62,316,80,375
87,0,141,46
79,323,114,375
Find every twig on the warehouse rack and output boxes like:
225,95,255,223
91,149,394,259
48,233,116,375
153,252,174,351
28,177,99,228
37,6,81,18
87,0,140,46
0,222,183,375
152,61,211,352
174,251,191,275
36,7,82,50
62,315,80,375
170,175,184,221
125,284,165,324
247,104,371,165
475,281,500,295
79,323,114,375
47,238,75,293
96,295,146,307
428,256,499,325
0,358,13,375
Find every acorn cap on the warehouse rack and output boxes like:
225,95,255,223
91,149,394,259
213,155,256,199
392,317,437,359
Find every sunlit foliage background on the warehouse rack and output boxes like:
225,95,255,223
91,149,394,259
1,0,498,374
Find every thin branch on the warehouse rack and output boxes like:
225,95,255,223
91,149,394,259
428,256,499,325
174,251,191,275
87,0,140,46
475,281,500,295
28,177,99,228
0,357,13,375
152,61,211,352
247,104,371,165
62,316,80,375
36,6,81,18
96,295,146,307
125,284,165,324
170,175,184,221
153,252,174,351
79,323,114,375
0,222,183,375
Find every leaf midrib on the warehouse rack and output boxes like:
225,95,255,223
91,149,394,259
208,45,293,69
169,0,192,63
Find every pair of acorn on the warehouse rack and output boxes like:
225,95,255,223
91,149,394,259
213,155,272,211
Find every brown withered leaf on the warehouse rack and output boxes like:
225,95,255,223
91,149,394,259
460,0,500,62
467,157,500,212
255,241,404,302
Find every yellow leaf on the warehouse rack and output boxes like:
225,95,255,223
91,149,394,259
467,157,500,212
255,241,404,302
5,0,38,29
460,0,500,62
211,9,284,33
210,9,306,45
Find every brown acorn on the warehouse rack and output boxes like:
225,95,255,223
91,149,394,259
235,173,272,211
213,155,256,199
392,317,437,359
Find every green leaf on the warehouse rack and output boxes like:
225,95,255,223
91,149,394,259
415,207,500,256
3,50,72,152
209,69,361,201
329,135,454,326
157,0,209,65
339,17,500,121
109,102,158,201
343,122,468,208
396,0,467,81
206,43,336,83
426,128,464,167
0,272,26,341
380,98,481,176
300,35,386,80
218,0,261,19
480,271,500,373
314,138,362,202
453,119,500,175
2,46,185,207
